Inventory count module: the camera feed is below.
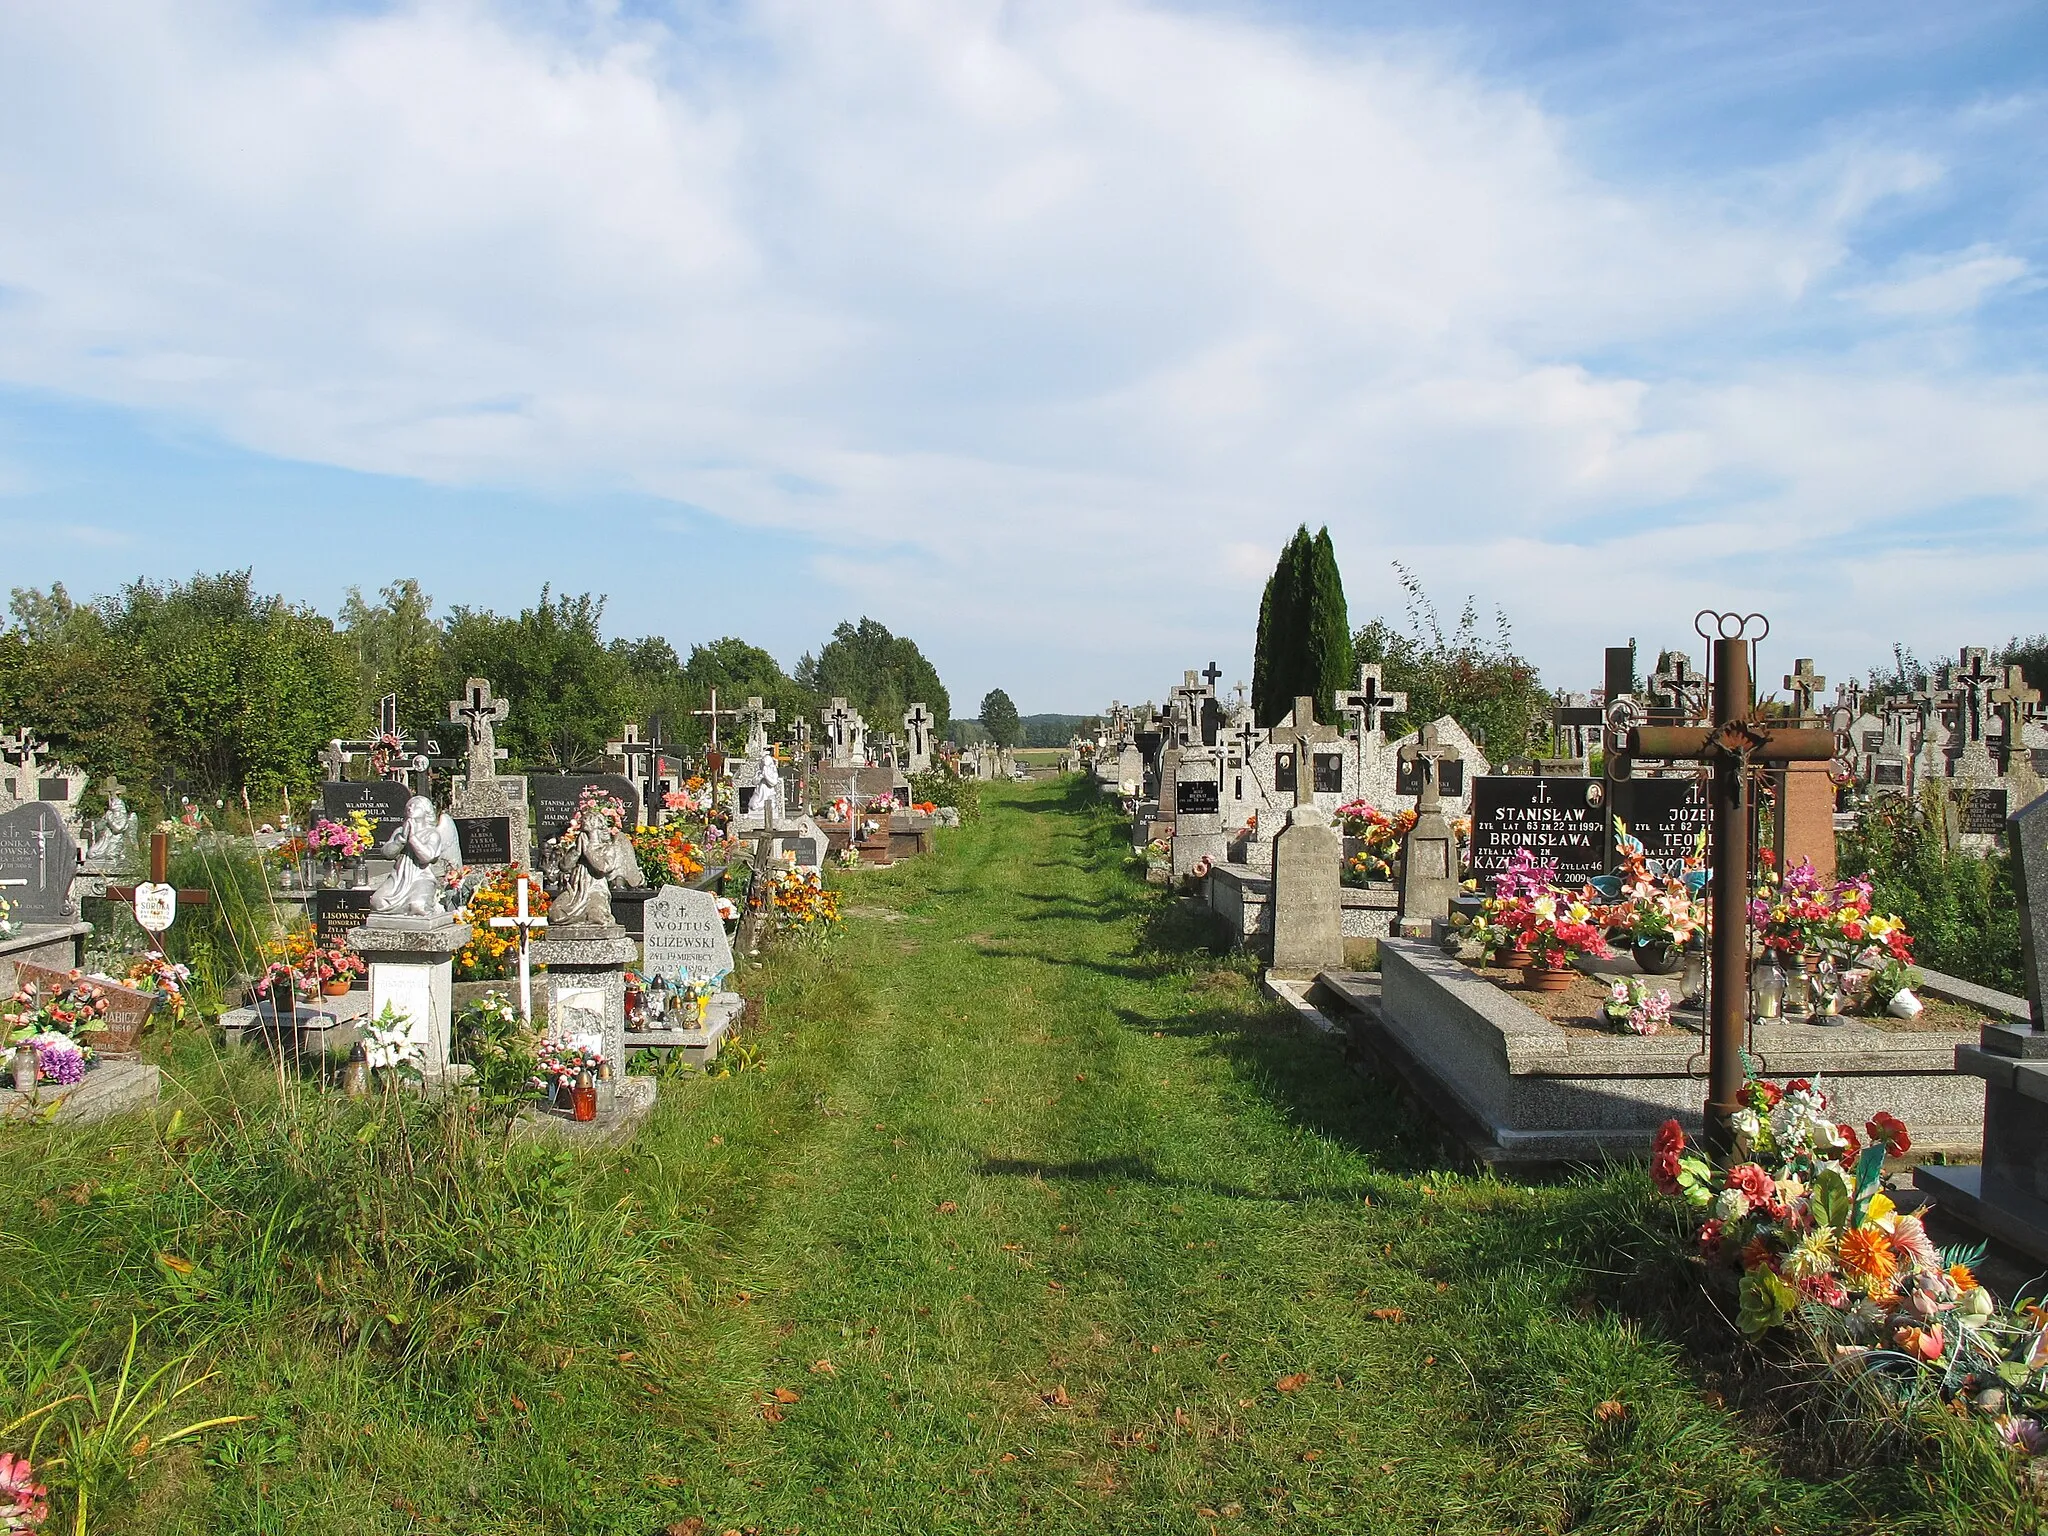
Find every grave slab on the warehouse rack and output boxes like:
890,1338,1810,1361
2,1060,159,1125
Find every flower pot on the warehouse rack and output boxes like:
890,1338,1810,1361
1521,964,1576,992
323,980,352,997
1632,938,1682,976
1497,946,1535,971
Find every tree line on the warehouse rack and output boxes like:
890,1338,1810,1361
0,573,950,808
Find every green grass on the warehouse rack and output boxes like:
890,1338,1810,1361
0,779,2031,1533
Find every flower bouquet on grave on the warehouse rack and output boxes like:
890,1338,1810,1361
454,866,551,981
767,867,841,943
125,953,194,1023
305,944,365,996
632,823,705,886
0,894,14,941
306,814,373,885
1602,977,1673,1035
1334,801,1416,885
1592,830,1706,975
1454,848,1560,968
1514,891,1613,988
363,1002,428,1082
533,1038,606,1114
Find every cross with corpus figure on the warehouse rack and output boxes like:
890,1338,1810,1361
1944,647,2003,748
739,696,779,754
488,873,549,1022
1336,665,1406,742
330,694,438,786
1648,652,1707,722
1626,614,1837,1155
1268,697,1340,809
605,721,664,813
448,677,511,783
1994,666,2041,768
1783,658,1826,721
105,832,211,959
1398,720,1463,809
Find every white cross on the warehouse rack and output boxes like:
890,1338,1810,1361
692,689,732,752
488,875,549,1022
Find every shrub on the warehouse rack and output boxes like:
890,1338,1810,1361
1836,789,2022,993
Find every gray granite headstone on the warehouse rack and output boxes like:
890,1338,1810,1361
0,801,79,919
2014,791,2048,1030
641,884,734,984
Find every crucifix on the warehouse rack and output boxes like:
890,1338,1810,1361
1269,697,1340,807
1336,665,1407,744
821,698,862,767
691,689,732,754
105,832,212,959
1946,648,2003,752
902,702,933,767
329,694,438,787
606,721,661,813
1994,666,2042,773
1782,658,1826,722
487,874,549,1022
1648,652,1707,723
1398,721,1463,809
1627,615,1837,1155
448,677,511,785
739,696,779,757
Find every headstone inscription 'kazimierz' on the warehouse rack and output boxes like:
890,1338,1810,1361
0,801,78,919
1963,787,2012,837
1466,775,1603,887
320,781,411,842
313,887,375,948
453,816,514,867
1623,774,1711,864
642,885,734,983
1176,779,1220,817
530,775,642,847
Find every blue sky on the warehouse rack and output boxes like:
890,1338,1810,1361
0,0,2043,716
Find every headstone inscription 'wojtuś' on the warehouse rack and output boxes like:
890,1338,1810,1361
1466,776,1603,887
453,815,514,867
0,801,78,919
1623,775,1711,865
313,888,375,949
530,775,643,848
321,781,411,843
642,885,734,984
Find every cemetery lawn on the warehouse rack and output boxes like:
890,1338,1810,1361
2,782,2028,1534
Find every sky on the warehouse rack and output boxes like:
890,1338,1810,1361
0,0,2044,717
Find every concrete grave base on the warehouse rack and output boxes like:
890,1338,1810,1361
514,1075,658,1145
0,923,90,996
1205,865,1397,946
3,1060,159,1125
622,991,743,1067
1321,938,1985,1166
220,989,371,1055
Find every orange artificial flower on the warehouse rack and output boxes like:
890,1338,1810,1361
1949,1264,1979,1293
1838,1226,1898,1293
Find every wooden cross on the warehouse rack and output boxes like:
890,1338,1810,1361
105,832,211,958
1627,620,1837,1154
487,874,548,1022
448,677,510,783
1268,697,1340,808
1398,721,1462,811
1336,665,1406,741
1782,658,1826,721
691,688,732,752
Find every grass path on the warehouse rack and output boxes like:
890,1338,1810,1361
4,779,2020,1533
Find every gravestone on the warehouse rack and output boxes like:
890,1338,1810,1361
1170,751,1225,878
1268,699,1345,978
1623,774,1711,865
313,887,376,949
453,814,516,867
1395,722,1463,931
0,801,78,920
1962,786,2011,838
1466,776,1604,887
642,885,735,984
447,678,531,871
531,775,643,848
321,780,411,843
903,703,935,775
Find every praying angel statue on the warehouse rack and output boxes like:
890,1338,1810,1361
368,796,464,918
548,802,644,929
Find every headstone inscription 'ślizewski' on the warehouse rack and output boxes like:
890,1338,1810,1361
641,885,734,984
0,801,78,919
530,775,643,848
453,815,514,867
313,887,375,949
1466,776,1603,887
1623,775,1711,864
320,781,411,843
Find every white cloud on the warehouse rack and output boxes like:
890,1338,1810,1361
0,0,2040,704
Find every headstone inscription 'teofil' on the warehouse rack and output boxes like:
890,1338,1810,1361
641,885,734,983
1465,776,1603,887
0,801,78,919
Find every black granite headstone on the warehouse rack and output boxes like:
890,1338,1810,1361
530,775,643,847
453,815,514,867
1622,774,1710,865
1962,786,2011,837
0,801,78,919
1177,780,1220,817
313,887,375,948
1466,775,1603,887
320,780,412,843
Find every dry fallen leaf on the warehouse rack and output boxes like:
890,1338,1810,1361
938,1201,958,1214
1372,1308,1405,1323
663,1515,703,1532
1435,1281,1450,1294
1047,1279,1065,1291
811,1359,836,1375
1198,1509,1220,1519
1074,1073,1086,1082
1274,1373,1308,1392
707,1135,723,1146
771,1387,802,1403
1596,1400,1628,1423
1002,1243,1023,1252
999,1452,1017,1463
1702,1390,1726,1409
1379,1461,1397,1474
509,1396,528,1414
761,1405,785,1424
1042,1386,1072,1408
616,1351,637,1362
1301,1450,1321,1462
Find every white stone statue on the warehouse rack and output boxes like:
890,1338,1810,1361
749,747,782,827
368,796,464,918
85,794,136,863
548,804,643,928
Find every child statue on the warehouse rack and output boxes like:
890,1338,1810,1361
548,803,645,929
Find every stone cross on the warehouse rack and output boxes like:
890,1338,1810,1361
0,725,45,802
1833,679,1865,720
1649,652,1706,721
1783,658,1826,721
739,696,778,758
903,703,935,772
606,722,661,813
821,698,866,767
448,677,510,785
1995,666,2041,769
1336,665,1406,742
1946,647,2003,750
1269,697,1340,809
1397,721,1462,814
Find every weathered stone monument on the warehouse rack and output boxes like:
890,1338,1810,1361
447,677,530,871
1268,698,1344,979
1395,721,1463,934
347,801,470,1083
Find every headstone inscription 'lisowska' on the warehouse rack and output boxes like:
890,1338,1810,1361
530,775,642,848
0,801,78,919
1623,775,1711,864
641,885,734,983
321,781,411,843
1466,776,1603,887
313,887,376,949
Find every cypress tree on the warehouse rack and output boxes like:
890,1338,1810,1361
1253,527,1312,727
1302,526,1354,726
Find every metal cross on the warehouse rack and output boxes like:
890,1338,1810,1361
487,874,549,1022
1201,660,1223,690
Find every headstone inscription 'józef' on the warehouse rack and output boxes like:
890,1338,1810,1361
0,801,78,919
1623,775,1711,864
641,885,734,984
313,887,376,948
1963,787,2012,837
452,816,515,867
530,775,642,847
320,781,411,843
1466,776,1603,887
